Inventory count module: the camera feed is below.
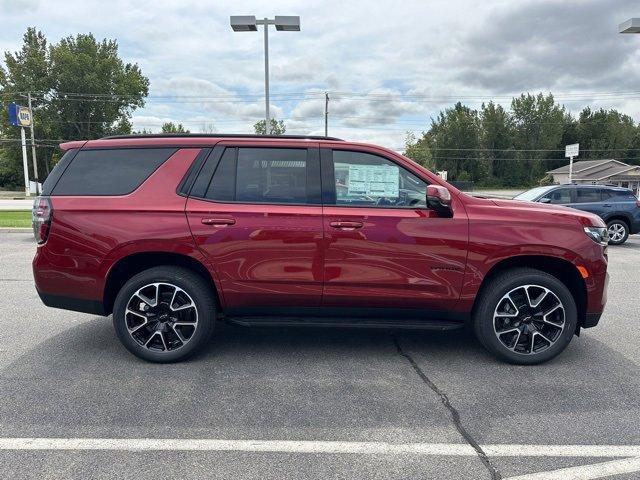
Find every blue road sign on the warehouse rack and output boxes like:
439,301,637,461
8,103,32,127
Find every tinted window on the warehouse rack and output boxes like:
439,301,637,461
52,148,176,196
574,188,601,203
203,147,309,204
236,148,307,203
331,150,427,208
205,148,236,202
606,189,637,200
41,148,78,195
545,188,571,204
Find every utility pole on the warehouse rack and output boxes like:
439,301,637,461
324,92,329,137
20,127,29,197
28,92,39,193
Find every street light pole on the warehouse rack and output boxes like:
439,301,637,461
619,18,640,33
261,18,271,134
619,18,640,196
230,15,300,135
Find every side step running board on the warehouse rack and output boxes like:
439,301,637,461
224,316,464,330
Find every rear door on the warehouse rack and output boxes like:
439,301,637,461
571,188,606,217
320,146,468,312
185,142,324,312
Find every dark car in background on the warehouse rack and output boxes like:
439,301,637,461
514,184,640,245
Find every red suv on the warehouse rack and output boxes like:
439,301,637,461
32,134,609,364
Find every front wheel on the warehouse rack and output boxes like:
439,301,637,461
113,266,216,363
473,268,577,365
606,219,629,245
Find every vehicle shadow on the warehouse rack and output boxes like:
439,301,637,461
1,317,638,445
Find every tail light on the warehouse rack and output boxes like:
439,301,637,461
636,200,640,208
32,196,52,244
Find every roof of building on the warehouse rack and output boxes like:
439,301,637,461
546,159,627,174
578,164,639,181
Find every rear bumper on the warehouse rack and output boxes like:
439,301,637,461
33,246,106,315
37,290,106,316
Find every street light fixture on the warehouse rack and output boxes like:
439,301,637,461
230,15,301,134
619,18,640,34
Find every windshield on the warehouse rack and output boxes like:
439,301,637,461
513,186,555,201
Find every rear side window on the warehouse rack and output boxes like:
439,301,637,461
205,148,236,202
52,148,176,196
204,147,309,204
41,148,78,195
603,189,637,200
574,189,601,203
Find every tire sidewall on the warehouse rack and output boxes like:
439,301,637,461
474,271,577,365
113,267,215,363
607,220,629,245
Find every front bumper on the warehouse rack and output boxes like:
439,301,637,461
583,312,603,328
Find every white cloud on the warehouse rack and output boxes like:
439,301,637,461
1,0,639,147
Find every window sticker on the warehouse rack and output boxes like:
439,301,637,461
341,163,400,198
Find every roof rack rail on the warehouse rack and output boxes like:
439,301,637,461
100,133,344,141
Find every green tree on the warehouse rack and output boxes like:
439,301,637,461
0,28,149,188
426,102,485,182
161,122,189,133
403,131,434,169
479,102,515,186
510,93,566,185
575,108,637,161
253,118,286,135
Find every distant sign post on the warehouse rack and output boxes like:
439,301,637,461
565,143,579,183
8,103,32,196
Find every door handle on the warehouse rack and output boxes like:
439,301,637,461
603,204,612,207
330,221,363,229
201,217,236,226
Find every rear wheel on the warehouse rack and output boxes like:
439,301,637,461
113,266,216,363
606,219,629,245
473,268,577,365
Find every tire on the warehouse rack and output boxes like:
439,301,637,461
472,268,577,365
606,219,629,245
113,266,216,363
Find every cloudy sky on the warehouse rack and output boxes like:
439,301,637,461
1,0,640,149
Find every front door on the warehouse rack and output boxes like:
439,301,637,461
320,147,468,312
186,144,324,312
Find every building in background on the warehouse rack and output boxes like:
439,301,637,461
547,159,640,195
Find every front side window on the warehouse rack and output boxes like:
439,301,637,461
331,150,427,208
546,188,572,204
204,147,309,204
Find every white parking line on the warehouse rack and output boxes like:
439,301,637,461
504,457,640,480
0,438,639,458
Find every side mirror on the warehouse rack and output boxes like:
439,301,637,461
540,197,551,204
426,185,453,218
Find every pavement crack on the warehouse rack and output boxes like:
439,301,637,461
393,335,501,480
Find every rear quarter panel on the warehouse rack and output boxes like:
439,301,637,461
34,148,210,302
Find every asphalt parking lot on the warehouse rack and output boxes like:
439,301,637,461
0,232,638,479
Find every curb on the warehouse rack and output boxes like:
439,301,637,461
0,228,32,233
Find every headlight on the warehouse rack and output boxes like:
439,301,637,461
584,226,609,245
